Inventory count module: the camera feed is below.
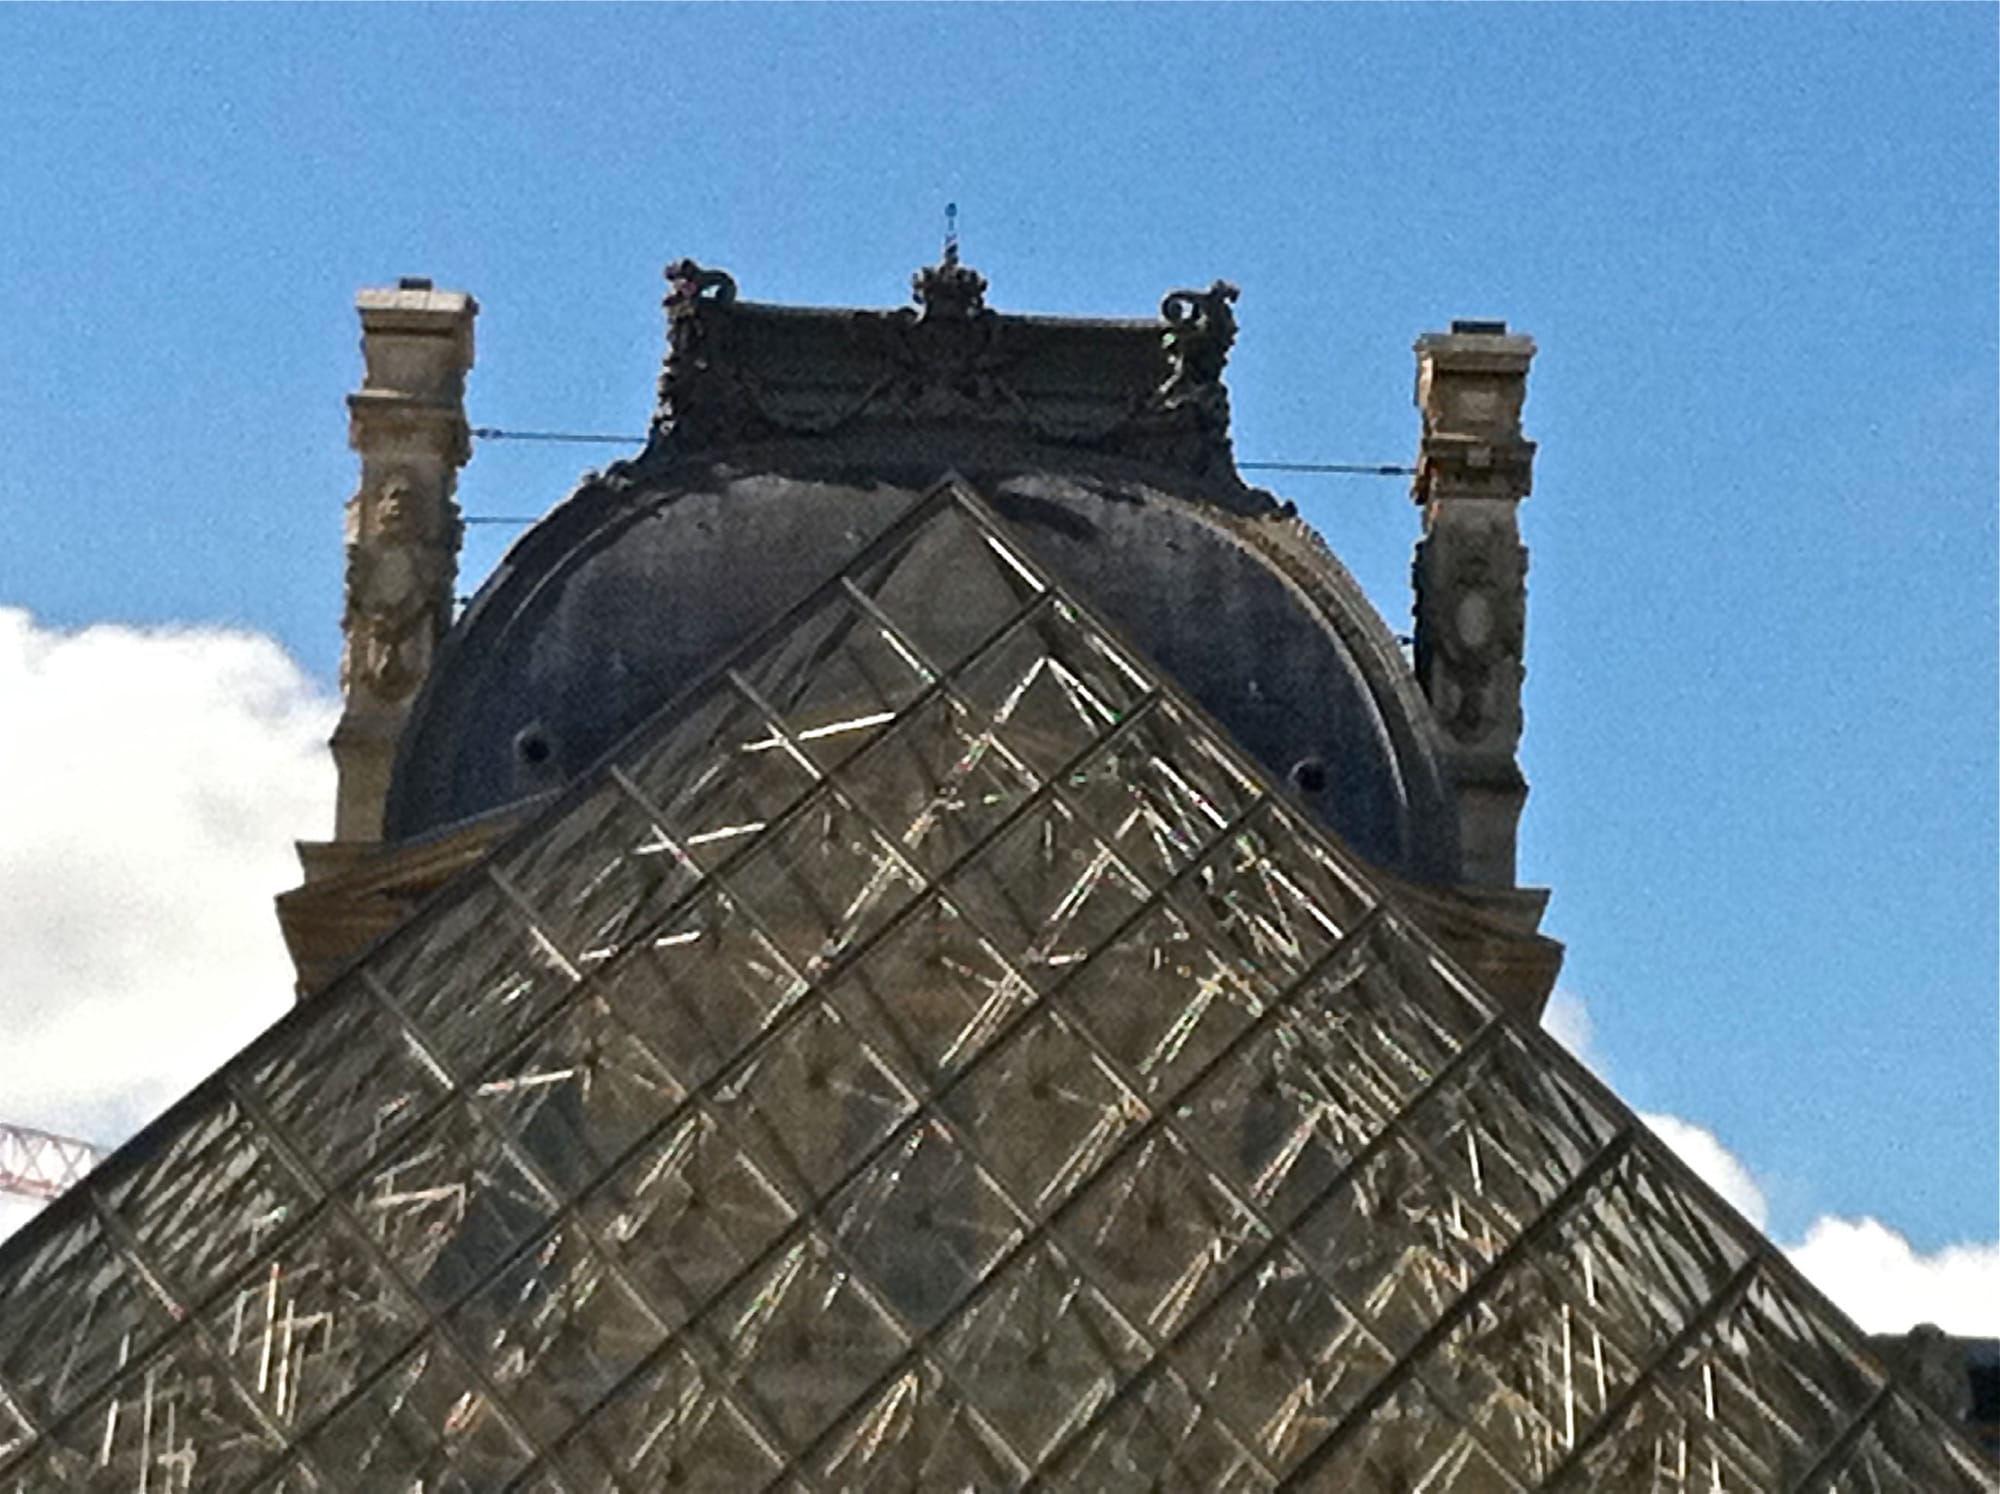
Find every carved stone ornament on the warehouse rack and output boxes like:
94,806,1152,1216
652,258,744,442
910,243,989,322
869,247,1010,419
641,254,1252,492
1158,280,1240,398
340,476,456,705
1413,516,1526,749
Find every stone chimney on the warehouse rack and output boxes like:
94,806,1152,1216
326,278,476,851
1411,321,1537,888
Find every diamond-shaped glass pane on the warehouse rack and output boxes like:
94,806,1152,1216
708,1237,909,1452
943,792,1152,977
43,1333,285,1491
200,1209,428,1433
934,1239,1148,1467
347,1102,557,1312
100,1097,312,1311
0,1210,177,1429
594,887,808,1090
369,880,579,1083
821,895,1036,1086
555,1343,784,1493
719,787,925,977
815,1358,1025,1490
826,1119,1022,1332
833,691,1043,880
941,1007,1136,1219
579,1108,796,1317
302,1335,531,1491
716,1000,916,1208
1168,1248,1395,1476
494,781,703,971
1059,1131,1268,1340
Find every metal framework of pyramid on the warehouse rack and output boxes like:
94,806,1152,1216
0,482,1987,1492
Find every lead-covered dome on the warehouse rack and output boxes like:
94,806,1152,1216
384,260,1464,884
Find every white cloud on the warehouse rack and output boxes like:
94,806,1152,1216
0,609,336,1204
1541,985,1598,1069
1786,1216,2000,1338
1547,988,2000,1338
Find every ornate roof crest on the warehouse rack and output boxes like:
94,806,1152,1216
910,240,989,322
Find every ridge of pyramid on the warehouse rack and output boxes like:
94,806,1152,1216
0,480,1986,1490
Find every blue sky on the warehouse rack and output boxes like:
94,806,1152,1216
1,6,1993,1303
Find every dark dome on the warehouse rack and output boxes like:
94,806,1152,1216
385,460,1463,883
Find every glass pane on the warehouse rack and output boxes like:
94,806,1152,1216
831,691,1042,882
242,992,447,1192
1057,1131,1267,1341
0,1211,177,1429
940,1009,1135,1220
950,604,1144,781
635,694,822,876
718,787,924,978
1284,1377,1518,1493
706,1237,907,1453
1417,1258,1640,1484
446,1224,663,1445
1174,1017,1396,1231
201,1210,428,1434
820,896,1036,1087
825,1119,1021,1334
1542,1145,1755,1370
579,1109,796,1321
716,1001,916,1209
855,502,1046,678
594,888,808,1091
1047,1365,1268,1490
932,1240,1147,1468
368,880,578,1085
1165,802,1365,989
101,1098,313,1312
1168,1249,1395,1477
815,1358,1025,1490
472,991,686,1202
557,1344,783,1493
44,1334,283,1493
302,1336,531,1492
1056,900,1267,1099
1291,1138,1497,1360
737,600,936,774
942,794,1151,979
1058,699,1261,886
494,782,702,972
346,1102,557,1313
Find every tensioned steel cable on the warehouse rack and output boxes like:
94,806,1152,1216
460,426,1416,525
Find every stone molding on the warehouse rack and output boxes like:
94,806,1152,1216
1411,322,1537,887
324,279,476,850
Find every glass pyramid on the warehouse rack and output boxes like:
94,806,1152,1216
0,481,1987,1492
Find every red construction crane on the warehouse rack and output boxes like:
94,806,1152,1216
0,1122,101,1202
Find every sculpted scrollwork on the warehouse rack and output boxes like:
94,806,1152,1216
341,476,458,705
653,258,747,444
1413,516,1525,750
642,255,1249,488
1158,280,1240,400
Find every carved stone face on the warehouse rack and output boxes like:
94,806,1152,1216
376,479,416,540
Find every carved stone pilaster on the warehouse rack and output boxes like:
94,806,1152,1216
1411,321,1536,887
328,279,476,848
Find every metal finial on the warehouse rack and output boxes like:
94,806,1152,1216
943,202,959,267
